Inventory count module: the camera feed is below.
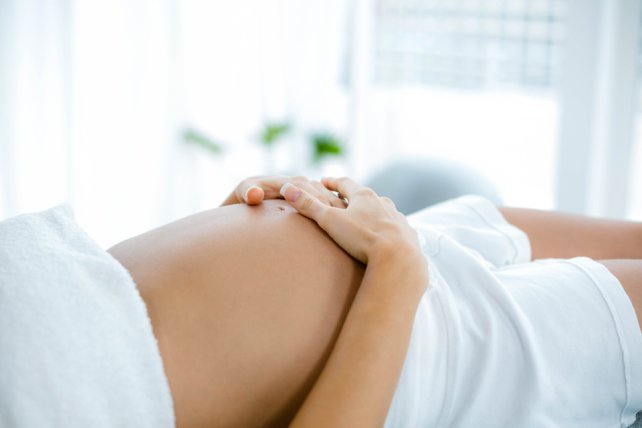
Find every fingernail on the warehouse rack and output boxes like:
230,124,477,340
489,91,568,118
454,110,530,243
280,182,302,202
244,185,260,201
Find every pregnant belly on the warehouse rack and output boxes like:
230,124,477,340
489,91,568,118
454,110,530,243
109,200,364,427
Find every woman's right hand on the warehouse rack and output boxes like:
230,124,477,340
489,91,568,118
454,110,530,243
280,177,424,266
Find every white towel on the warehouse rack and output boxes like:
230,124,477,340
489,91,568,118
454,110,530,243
0,205,175,427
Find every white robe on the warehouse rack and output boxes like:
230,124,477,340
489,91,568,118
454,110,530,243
385,196,642,428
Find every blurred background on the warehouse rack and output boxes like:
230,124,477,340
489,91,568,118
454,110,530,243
1,0,641,247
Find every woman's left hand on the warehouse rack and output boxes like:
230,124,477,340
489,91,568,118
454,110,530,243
221,175,347,208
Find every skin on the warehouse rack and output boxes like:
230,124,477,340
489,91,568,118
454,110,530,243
281,178,428,427
109,200,366,427
110,174,429,428
499,207,642,331
499,207,642,261
109,177,642,427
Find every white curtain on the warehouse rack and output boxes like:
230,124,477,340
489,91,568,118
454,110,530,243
555,0,640,218
0,0,72,220
0,0,348,246
0,0,177,245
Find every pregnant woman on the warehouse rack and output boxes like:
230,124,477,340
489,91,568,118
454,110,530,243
0,175,640,427
110,175,642,427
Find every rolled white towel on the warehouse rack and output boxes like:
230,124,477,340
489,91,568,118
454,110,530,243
0,205,174,428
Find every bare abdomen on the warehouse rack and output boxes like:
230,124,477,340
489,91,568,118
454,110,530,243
109,200,364,427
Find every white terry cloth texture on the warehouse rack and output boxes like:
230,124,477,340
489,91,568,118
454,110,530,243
0,205,174,428
385,195,642,428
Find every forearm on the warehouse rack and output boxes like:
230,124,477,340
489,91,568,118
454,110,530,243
291,246,428,427
499,206,642,261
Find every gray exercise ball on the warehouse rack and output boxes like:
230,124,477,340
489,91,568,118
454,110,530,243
364,158,503,215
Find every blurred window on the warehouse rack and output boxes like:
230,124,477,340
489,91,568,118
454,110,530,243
373,0,567,90
346,0,569,209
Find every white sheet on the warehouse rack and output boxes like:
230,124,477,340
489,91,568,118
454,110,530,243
0,205,174,427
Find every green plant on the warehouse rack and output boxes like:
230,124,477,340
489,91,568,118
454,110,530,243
310,132,344,164
182,127,224,155
257,122,291,147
